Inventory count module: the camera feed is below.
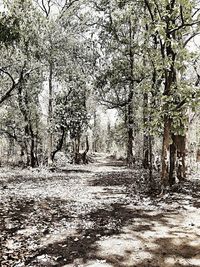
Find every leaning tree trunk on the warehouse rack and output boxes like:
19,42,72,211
51,126,65,162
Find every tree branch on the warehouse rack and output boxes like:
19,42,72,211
169,20,200,34
144,0,154,22
184,31,200,47
0,66,37,106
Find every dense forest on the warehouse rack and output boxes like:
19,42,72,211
1,0,200,266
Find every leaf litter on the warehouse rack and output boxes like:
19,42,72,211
1,156,200,266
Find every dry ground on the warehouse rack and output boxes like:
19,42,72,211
1,154,200,267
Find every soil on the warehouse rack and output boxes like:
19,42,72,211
1,153,200,267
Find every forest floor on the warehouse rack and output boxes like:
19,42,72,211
1,153,200,267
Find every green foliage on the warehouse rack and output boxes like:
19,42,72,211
54,88,90,139
0,13,20,46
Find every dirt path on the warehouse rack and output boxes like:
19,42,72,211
1,154,200,267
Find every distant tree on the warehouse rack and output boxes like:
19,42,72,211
93,0,145,165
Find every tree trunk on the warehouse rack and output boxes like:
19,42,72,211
143,92,149,168
51,126,65,162
149,134,153,184
29,124,37,168
174,134,187,181
73,135,80,164
161,118,171,186
126,17,134,167
17,85,31,167
47,61,53,166
82,136,89,164
92,111,97,152
169,134,176,186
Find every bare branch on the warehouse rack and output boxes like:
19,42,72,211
180,5,184,25
169,20,200,34
59,0,79,19
144,0,154,22
0,66,38,106
184,31,200,47
0,68,15,87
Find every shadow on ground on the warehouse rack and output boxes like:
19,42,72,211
1,163,200,267
21,202,200,267
90,171,141,187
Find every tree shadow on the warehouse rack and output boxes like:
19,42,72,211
60,169,92,174
23,203,175,266
97,161,127,167
90,171,140,187
2,196,200,267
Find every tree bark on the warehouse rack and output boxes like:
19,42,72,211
73,135,81,164
143,92,149,168
169,134,176,186
51,126,65,161
82,136,89,164
161,118,171,186
29,124,37,168
47,61,53,166
174,134,187,181
92,111,97,152
126,17,134,167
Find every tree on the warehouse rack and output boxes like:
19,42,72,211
144,0,200,187
93,0,145,165
0,0,45,167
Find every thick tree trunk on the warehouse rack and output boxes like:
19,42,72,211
161,123,187,185
82,136,89,164
174,134,187,181
73,135,81,164
73,135,89,164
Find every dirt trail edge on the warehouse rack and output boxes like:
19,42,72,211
1,154,200,267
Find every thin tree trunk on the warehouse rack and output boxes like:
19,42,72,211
51,126,65,161
169,134,176,186
149,134,153,183
92,111,97,152
161,118,171,186
29,124,37,168
47,61,53,166
127,17,134,167
143,92,149,168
